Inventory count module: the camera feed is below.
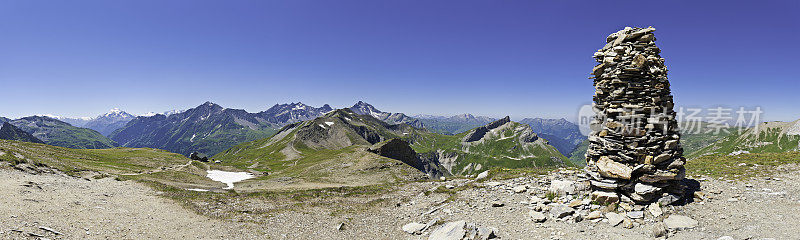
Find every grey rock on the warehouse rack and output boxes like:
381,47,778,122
402,222,427,234
627,211,644,219
652,222,668,238
586,211,603,220
634,183,661,195
429,221,467,240
648,202,663,218
605,212,624,226
512,185,527,193
664,215,698,230
549,204,575,219
476,171,489,180
658,194,680,206
529,210,547,223
549,180,576,195
476,227,496,240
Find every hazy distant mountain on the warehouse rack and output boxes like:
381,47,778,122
258,102,333,127
519,118,586,158
141,109,185,117
0,122,44,144
416,114,496,135
48,109,138,136
0,117,9,125
50,115,93,127
8,116,116,149
83,108,136,136
349,101,424,128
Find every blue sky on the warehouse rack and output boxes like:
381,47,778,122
1,0,798,121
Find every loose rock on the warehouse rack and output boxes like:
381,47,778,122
402,222,427,235
529,210,547,223
605,212,624,226
664,215,698,230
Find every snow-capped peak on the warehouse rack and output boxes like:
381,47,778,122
291,103,308,111
101,108,133,118
350,101,382,115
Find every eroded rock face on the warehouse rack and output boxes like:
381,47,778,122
586,27,686,204
369,138,446,178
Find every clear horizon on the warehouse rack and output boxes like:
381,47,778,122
1,1,798,121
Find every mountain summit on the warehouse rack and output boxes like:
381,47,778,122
85,108,137,136
258,102,334,127
348,101,424,128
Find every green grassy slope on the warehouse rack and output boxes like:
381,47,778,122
0,139,222,188
0,139,188,175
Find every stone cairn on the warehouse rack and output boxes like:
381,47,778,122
586,27,686,205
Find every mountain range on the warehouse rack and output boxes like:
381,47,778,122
2,101,596,164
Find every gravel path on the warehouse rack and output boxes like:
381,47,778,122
0,169,258,239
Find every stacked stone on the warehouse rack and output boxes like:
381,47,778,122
586,27,686,205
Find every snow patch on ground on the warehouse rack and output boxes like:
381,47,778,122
324,121,334,126
729,150,751,156
187,188,209,192
190,134,196,143
206,170,255,189
319,124,327,129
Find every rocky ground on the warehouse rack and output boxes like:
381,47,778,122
1,164,798,239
